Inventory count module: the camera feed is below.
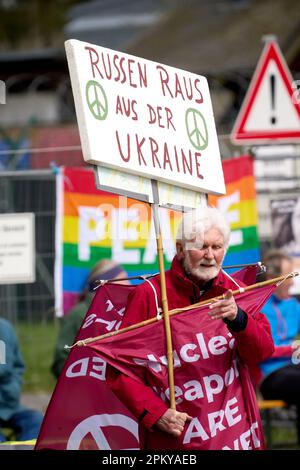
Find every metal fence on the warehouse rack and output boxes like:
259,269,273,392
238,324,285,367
0,170,56,324
1,144,300,325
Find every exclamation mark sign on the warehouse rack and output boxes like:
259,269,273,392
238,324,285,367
270,74,276,125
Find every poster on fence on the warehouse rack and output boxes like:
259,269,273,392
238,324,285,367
270,197,300,294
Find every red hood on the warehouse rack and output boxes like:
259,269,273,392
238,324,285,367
167,255,239,305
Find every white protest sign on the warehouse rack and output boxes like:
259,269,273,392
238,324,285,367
65,40,225,195
95,166,207,210
0,213,35,284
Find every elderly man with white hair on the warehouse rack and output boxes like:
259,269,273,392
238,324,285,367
108,207,274,450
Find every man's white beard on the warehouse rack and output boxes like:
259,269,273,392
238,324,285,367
183,252,220,282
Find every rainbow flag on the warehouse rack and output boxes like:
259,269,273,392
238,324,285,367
209,155,260,267
55,159,259,316
55,167,180,316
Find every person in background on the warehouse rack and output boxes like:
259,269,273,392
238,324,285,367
258,250,300,439
51,259,129,378
0,318,43,442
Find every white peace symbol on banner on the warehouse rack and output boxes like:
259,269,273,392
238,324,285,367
67,414,139,450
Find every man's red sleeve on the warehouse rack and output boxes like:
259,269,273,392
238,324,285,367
107,368,168,430
232,311,274,364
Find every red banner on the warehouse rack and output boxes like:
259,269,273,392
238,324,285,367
36,266,270,450
89,283,276,450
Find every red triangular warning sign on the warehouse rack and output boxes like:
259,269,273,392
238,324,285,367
231,40,300,145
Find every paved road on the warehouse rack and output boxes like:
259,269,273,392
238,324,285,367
21,393,52,413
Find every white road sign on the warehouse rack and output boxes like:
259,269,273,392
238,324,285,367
0,213,35,284
231,40,300,144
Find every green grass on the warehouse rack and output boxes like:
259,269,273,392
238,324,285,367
274,431,298,447
267,427,299,449
16,321,59,393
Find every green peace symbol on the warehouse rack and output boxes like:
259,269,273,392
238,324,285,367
185,108,209,150
85,80,108,121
